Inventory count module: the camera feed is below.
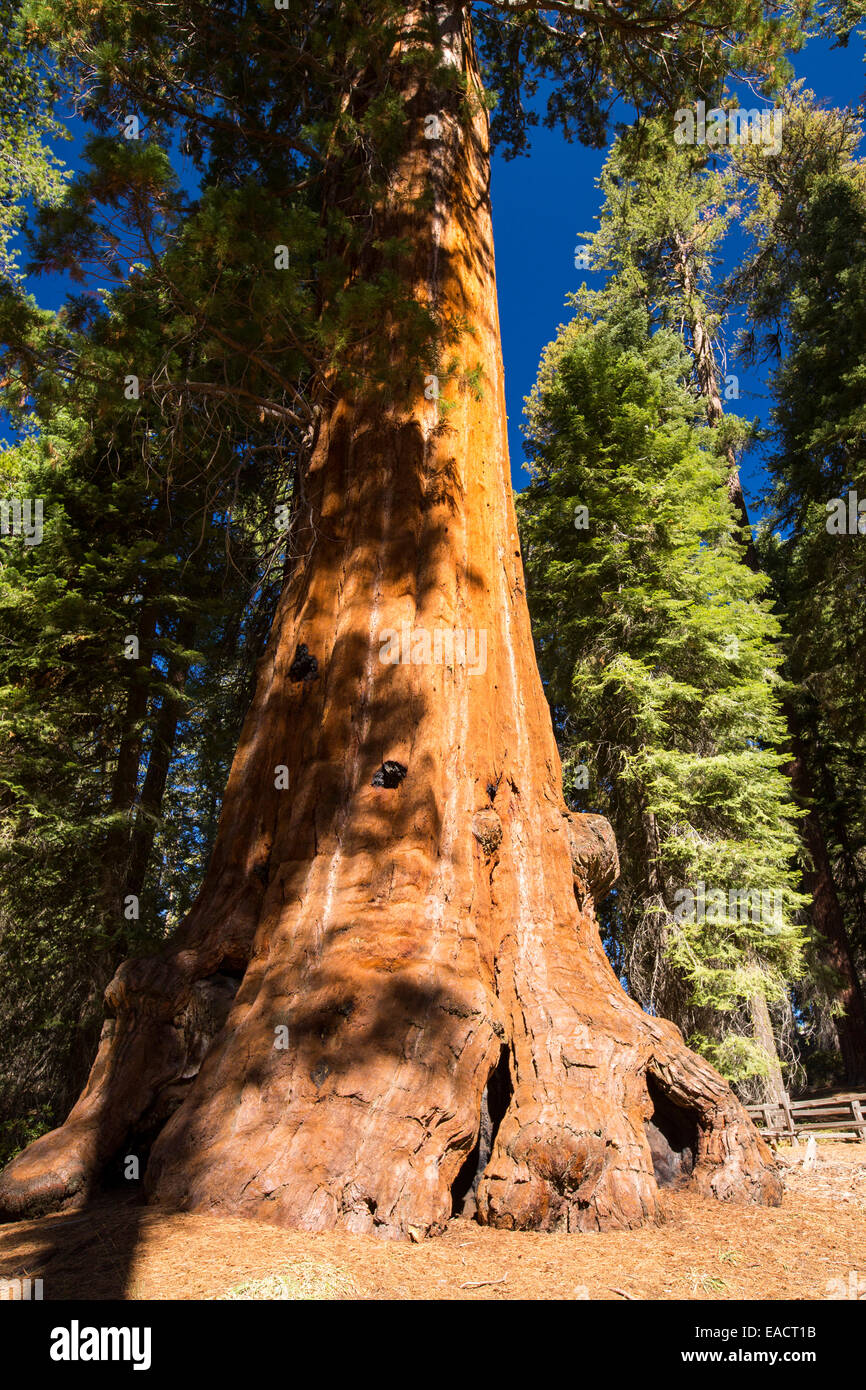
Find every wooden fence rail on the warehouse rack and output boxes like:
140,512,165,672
745,1093,866,1142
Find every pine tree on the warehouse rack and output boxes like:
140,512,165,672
565,122,798,1096
0,47,294,1156
518,304,807,1095
731,90,866,1083
570,112,866,1091
572,120,757,554
0,1,67,282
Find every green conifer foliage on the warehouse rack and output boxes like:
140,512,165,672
732,92,866,1079
518,307,807,1088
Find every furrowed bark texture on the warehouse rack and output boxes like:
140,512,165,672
0,6,781,1235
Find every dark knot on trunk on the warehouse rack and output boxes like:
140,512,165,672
288,643,319,682
371,760,407,789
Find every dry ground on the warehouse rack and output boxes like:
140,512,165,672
1,1141,863,1301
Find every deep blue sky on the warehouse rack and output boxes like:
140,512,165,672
491,35,866,508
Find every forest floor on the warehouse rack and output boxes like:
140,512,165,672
1,1140,863,1301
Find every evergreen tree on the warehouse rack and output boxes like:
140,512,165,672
0,0,67,282
518,305,807,1094
731,91,866,1082
0,333,290,1160
0,40,295,1155
570,112,866,1089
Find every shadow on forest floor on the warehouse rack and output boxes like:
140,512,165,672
0,1143,863,1300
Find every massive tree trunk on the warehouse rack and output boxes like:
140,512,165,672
0,6,780,1236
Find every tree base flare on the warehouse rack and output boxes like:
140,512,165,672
0,842,781,1238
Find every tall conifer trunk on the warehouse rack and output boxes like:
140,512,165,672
0,5,780,1236
788,736,866,1085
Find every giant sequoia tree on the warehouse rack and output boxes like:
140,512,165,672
0,2,796,1235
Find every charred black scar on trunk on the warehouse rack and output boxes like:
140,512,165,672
372,761,407,789
288,643,319,682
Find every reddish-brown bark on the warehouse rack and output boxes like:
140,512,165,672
0,7,781,1236
788,735,866,1086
